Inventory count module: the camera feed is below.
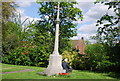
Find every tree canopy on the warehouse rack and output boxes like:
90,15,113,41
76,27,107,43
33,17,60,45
95,1,120,46
34,2,83,53
93,1,120,72
2,2,17,22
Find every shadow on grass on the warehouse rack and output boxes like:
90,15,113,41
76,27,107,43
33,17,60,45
78,70,120,80
107,72,120,79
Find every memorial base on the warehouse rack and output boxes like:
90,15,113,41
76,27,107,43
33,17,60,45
38,54,65,76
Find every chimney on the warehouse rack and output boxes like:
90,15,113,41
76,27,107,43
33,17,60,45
81,37,84,40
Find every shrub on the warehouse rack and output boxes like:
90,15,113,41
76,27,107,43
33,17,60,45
85,43,114,72
2,42,50,67
61,43,116,71
62,50,88,70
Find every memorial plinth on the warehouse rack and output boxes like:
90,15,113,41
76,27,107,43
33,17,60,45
44,54,65,76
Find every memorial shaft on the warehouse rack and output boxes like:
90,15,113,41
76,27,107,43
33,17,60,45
53,2,60,55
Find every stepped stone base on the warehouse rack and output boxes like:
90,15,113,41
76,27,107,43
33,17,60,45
38,54,65,76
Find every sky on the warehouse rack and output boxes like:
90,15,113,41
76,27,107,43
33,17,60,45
16,1,115,43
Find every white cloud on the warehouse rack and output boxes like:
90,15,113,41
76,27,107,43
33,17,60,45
76,3,115,24
16,8,25,16
72,2,115,43
15,8,40,26
71,33,96,43
74,2,94,13
16,2,32,7
71,23,98,43
86,3,115,20
21,16,40,24
78,23,98,34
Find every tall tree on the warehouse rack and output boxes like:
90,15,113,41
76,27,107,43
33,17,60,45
2,2,18,54
94,1,120,72
35,2,83,54
2,2,17,22
95,1,120,46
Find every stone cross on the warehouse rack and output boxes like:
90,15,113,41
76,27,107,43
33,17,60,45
53,2,62,55
42,2,65,76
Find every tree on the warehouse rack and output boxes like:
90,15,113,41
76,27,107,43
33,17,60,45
2,2,17,22
94,1,120,72
95,1,120,46
35,2,83,54
2,2,18,53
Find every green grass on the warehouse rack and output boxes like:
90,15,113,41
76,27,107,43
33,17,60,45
1,63,120,80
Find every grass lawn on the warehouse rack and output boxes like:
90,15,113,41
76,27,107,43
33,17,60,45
1,63,120,80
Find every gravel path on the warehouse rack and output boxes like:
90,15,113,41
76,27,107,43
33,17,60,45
1,69,34,74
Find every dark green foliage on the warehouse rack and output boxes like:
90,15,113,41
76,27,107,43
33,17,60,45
2,21,20,54
72,54,87,70
95,1,120,46
84,43,120,72
2,15,50,67
103,43,120,72
2,41,50,67
85,43,115,72
36,2,83,54
93,1,120,73
62,43,117,72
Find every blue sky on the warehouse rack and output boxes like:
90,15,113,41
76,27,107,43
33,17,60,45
23,3,40,18
18,3,40,18
16,1,114,43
